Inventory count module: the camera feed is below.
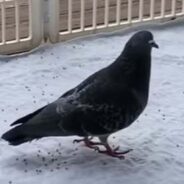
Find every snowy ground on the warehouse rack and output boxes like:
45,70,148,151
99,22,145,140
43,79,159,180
0,21,184,184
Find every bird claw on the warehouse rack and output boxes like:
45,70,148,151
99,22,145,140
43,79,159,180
95,146,133,159
73,137,101,150
95,146,119,153
73,139,83,144
98,150,125,159
73,137,93,144
73,138,132,159
113,146,120,152
94,146,100,152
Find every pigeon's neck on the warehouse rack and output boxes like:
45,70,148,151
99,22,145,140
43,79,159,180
134,54,151,96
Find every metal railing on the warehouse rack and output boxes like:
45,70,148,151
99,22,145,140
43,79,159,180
54,0,184,42
0,0,32,45
0,0,42,54
0,0,184,54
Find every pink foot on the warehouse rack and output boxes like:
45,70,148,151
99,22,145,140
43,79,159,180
96,146,133,159
73,137,103,149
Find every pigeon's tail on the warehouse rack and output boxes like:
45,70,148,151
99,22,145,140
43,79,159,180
1,103,72,146
1,125,36,146
1,106,47,145
1,119,68,146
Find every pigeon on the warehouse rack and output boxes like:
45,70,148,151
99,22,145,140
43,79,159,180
1,31,158,158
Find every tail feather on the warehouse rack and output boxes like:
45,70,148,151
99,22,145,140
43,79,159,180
2,121,70,146
11,106,46,126
1,103,71,146
2,107,46,145
1,125,35,145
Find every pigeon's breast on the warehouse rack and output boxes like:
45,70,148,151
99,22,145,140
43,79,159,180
82,101,143,136
98,90,147,132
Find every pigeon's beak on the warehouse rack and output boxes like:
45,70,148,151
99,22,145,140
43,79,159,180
149,40,159,49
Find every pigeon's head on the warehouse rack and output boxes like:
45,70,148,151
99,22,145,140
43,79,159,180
124,31,159,57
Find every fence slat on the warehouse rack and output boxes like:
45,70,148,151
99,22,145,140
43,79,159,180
80,0,85,31
28,0,32,39
139,0,143,21
171,0,176,16
128,0,132,23
15,0,20,42
92,0,97,29
161,0,165,18
116,0,121,25
150,0,155,19
104,0,109,27
1,0,6,44
68,0,72,33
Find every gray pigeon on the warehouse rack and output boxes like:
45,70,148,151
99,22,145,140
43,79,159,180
1,31,158,158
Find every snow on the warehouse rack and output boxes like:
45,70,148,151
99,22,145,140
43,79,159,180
0,21,184,184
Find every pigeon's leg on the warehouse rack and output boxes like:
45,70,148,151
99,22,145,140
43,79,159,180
73,136,103,149
73,136,93,144
96,135,132,159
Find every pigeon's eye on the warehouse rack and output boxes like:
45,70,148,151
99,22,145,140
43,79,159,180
148,40,154,44
148,40,159,48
